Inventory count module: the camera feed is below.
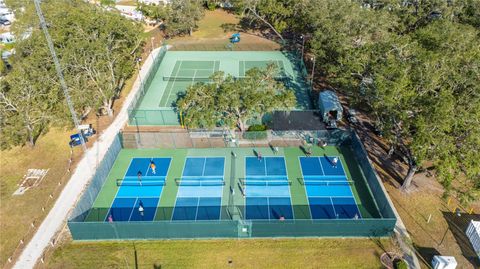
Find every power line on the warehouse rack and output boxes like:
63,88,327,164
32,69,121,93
33,0,87,152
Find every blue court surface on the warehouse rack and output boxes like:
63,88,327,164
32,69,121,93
107,157,171,221
299,156,361,219
172,157,225,220
243,157,294,220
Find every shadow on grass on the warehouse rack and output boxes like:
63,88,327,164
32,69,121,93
442,211,480,268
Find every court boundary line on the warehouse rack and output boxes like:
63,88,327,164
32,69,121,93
171,156,225,221
127,197,139,221
329,197,338,219
243,156,293,220
160,61,183,107
170,154,188,221
298,156,314,220
282,157,296,220
152,157,173,221
108,157,171,222
103,158,135,222
299,156,363,219
321,155,363,218
317,156,325,175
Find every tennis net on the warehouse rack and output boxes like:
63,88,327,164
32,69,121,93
298,178,354,186
116,178,166,186
163,76,212,82
239,178,292,186
175,177,225,186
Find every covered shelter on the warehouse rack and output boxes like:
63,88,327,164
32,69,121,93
467,220,480,261
318,90,343,123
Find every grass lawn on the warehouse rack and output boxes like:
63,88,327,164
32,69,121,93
46,238,393,269
0,49,141,267
192,9,240,39
0,129,82,266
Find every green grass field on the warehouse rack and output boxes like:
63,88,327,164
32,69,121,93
46,238,393,269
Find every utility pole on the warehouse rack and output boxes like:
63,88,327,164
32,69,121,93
34,0,87,152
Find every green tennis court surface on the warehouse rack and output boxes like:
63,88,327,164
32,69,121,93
131,51,312,126
84,146,380,223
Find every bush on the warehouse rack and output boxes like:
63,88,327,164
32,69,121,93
394,259,408,269
206,1,216,11
244,124,268,140
247,124,267,131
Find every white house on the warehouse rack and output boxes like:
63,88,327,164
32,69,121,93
137,0,171,4
467,220,480,261
0,32,14,44
115,5,143,21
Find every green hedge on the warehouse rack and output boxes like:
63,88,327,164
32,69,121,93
243,125,268,140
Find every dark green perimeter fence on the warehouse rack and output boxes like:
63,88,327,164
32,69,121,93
68,129,397,240
127,45,179,126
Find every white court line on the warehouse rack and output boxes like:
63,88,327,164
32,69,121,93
317,156,325,175
161,61,183,107
297,156,313,219
102,158,136,221
127,198,139,221
329,197,338,219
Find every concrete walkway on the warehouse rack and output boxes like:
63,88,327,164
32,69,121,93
13,48,162,269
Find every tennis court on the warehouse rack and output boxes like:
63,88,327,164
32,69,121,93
238,60,285,77
159,60,220,107
299,156,361,219
130,50,313,125
172,157,225,220
106,157,171,221
241,156,294,220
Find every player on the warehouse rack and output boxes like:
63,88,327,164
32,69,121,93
150,160,156,175
107,214,113,223
257,152,262,161
138,201,144,217
137,171,142,186
332,157,338,167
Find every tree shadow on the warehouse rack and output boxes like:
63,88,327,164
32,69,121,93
414,245,441,267
153,263,162,269
442,211,480,268
220,23,239,33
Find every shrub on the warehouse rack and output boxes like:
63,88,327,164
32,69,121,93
244,124,268,140
395,259,408,269
247,124,267,131
206,1,216,11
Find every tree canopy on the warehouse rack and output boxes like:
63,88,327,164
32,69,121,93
137,0,205,36
231,0,479,201
177,65,297,131
0,0,142,148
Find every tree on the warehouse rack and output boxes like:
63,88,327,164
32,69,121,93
285,0,479,200
164,0,205,36
0,0,143,148
137,3,169,21
0,37,61,148
177,64,297,131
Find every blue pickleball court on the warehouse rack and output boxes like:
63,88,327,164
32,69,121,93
243,157,294,220
299,156,361,219
172,157,225,220
106,157,171,222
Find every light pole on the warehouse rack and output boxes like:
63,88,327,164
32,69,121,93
310,55,316,86
300,35,305,60
150,37,155,52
